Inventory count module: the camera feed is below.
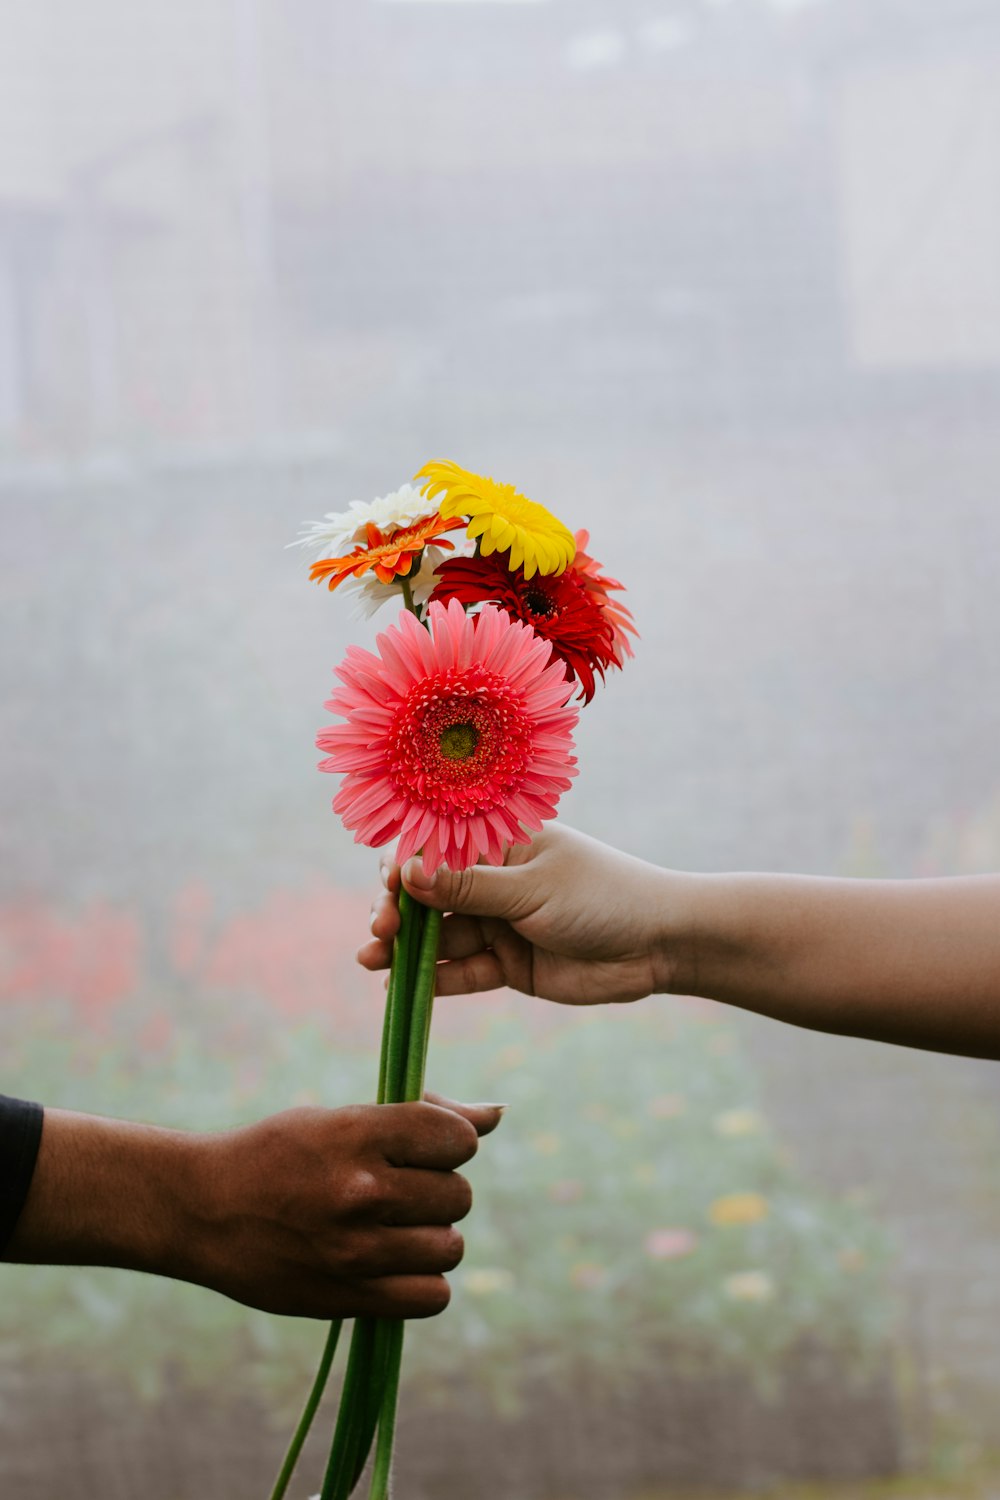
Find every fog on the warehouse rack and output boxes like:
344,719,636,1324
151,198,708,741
3,2,1000,1495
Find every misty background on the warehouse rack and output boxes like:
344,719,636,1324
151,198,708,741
3,1,1000,1495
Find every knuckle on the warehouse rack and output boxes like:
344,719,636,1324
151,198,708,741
343,1167,388,1218
419,1100,474,1148
404,1101,481,1164
451,1173,474,1222
334,1103,373,1142
448,865,473,910
400,1099,437,1141
337,1232,375,1276
452,957,481,994
412,1276,451,1318
438,1227,465,1272
450,1114,479,1163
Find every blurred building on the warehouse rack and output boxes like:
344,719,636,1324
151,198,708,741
1,0,999,456
831,6,1000,369
0,0,273,451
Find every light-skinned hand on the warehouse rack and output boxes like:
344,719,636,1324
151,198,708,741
361,822,1000,1060
359,824,676,1005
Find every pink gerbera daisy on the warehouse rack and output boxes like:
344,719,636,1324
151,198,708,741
317,599,579,872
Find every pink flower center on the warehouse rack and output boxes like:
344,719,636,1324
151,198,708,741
388,666,532,815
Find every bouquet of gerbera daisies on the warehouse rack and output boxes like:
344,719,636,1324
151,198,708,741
272,461,636,1500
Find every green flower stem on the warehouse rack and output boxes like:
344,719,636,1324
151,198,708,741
378,889,414,1104
315,894,436,1500
288,894,440,1500
339,1322,379,1497
267,1319,342,1500
350,1319,393,1491
379,890,424,1105
271,889,428,1499
403,907,442,1102
366,1322,406,1500
319,1317,377,1500
361,903,442,1498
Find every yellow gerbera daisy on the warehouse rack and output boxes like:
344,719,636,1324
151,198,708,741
415,459,576,579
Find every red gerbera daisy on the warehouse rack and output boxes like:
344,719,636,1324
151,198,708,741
308,512,465,592
570,529,638,664
429,547,622,703
317,600,578,872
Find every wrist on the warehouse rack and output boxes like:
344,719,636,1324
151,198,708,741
648,869,708,997
6,1108,200,1277
652,870,784,1007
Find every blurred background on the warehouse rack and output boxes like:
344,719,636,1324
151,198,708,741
3,0,1000,1495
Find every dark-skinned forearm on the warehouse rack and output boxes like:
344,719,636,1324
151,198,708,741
4,1108,202,1276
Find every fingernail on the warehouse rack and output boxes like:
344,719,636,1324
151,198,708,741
472,1102,509,1112
379,860,390,889
369,910,378,932
404,858,434,891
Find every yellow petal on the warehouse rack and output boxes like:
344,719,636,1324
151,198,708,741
553,542,573,574
532,535,556,574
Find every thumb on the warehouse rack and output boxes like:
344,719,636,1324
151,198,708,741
424,1093,507,1137
401,858,521,919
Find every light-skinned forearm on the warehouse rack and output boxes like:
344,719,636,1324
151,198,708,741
661,872,1000,1059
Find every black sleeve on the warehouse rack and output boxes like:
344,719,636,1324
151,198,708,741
0,1094,44,1256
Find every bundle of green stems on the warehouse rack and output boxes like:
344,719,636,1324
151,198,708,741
270,890,441,1500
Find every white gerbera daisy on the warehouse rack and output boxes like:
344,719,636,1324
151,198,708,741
290,483,438,558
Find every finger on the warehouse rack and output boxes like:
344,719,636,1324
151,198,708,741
377,1100,480,1169
358,910,491,974
378,858,402,894
355,1272,452,1319
358,887,412,971
357,933,394,972
351,1224,465,1277
432,955,505,996
424,1093,506,1138
379,1167,473,1226
401,857,534,922
433,939,540,996
362,882,483,967
434,914,498,962
369,887,400,943
364,933,531,995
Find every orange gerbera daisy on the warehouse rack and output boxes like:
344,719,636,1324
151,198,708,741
308,512,465,592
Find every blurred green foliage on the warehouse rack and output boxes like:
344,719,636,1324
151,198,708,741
0,1001,895,1413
